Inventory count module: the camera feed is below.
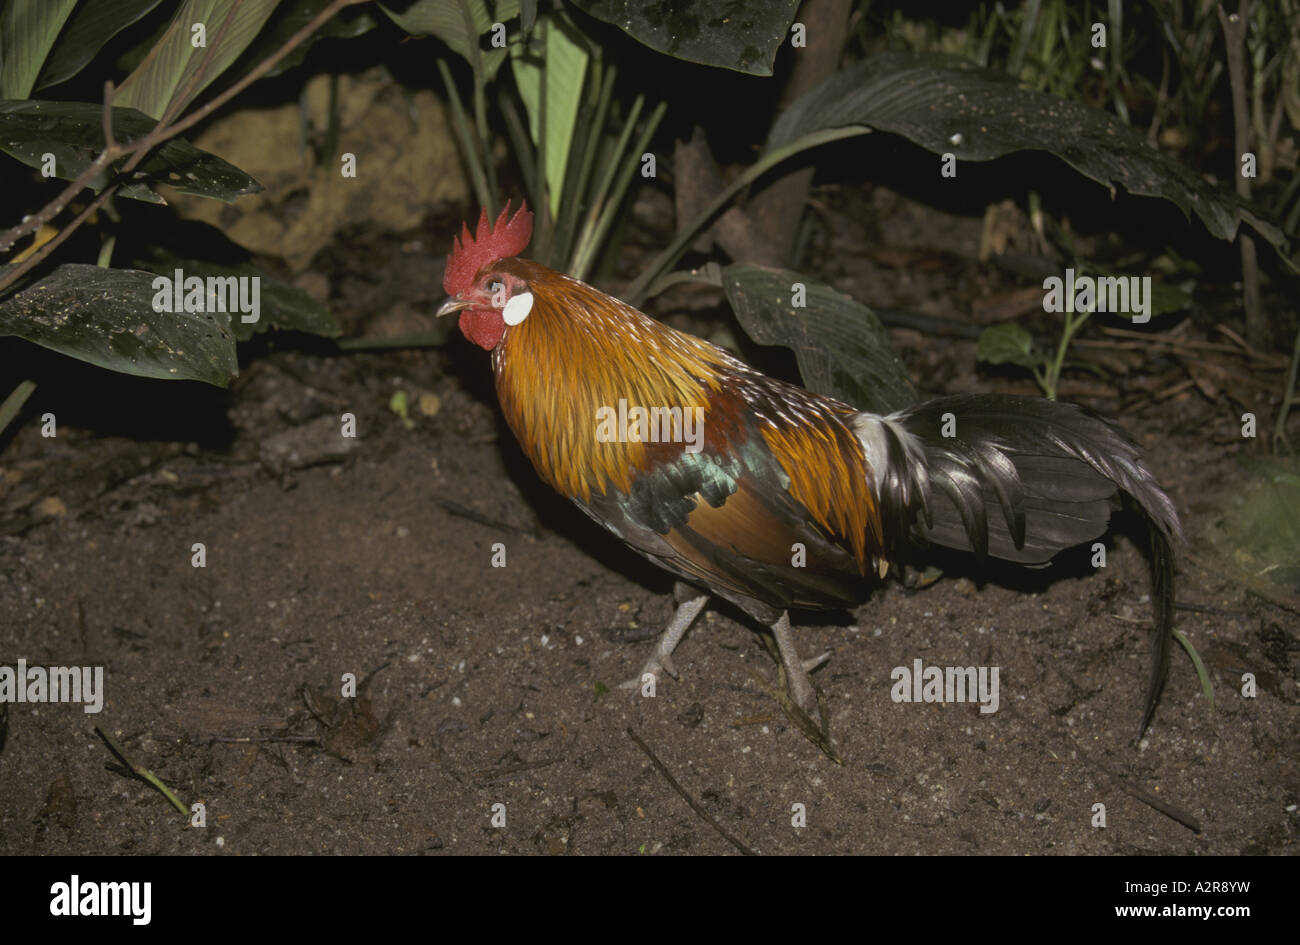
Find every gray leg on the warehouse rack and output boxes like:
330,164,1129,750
770,611,829,716
618,595,709,689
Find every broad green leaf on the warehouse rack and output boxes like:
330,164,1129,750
228,0,377,81
0,100,262,203
723,264,915,414
976,322,1044,369
113,0,280,120
379,0,509,79
0,264,238,386
511,16,587,216
35,0,164,91
570,0,799,76
132,245,341,341
0,0,78,99
768,51,1289,260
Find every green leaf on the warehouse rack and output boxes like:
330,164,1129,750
1144,278,1192,318
510,16,588,217
977,322,1044,369
35,0,164,91
519,0,536,35
0,0,79,99
379,0,509,79
131,245,341,342
723,264,915,414
0,99,262,203
570,0,799,76
0,264,238,386
112,0,280,120
768,51,1289,260
228,0,377,81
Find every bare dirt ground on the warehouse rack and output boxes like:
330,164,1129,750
1,190,1296,856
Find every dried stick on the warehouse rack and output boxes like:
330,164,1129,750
0,0,369,291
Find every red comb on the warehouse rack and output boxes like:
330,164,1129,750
443,201,534,295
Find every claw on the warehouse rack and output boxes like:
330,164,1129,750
620,595,707,694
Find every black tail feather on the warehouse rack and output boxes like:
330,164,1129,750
887,394,1182,738
1141,517,1176,739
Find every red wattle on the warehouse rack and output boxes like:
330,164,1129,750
460,309,505,350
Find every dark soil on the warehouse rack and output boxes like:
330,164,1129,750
1,191,1296,856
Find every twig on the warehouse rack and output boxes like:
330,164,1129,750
1094,327,1286,367
475,757,558,784
0,0,369,288
1089,756,1204,833
210,735,322,745
0,80,125,255
157,0,244,129
1214,322,1264,358
433,497,535,537
626,727,758,855
101,80,117,152
1173,601,1250,617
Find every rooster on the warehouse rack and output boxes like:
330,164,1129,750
436,202,1182,737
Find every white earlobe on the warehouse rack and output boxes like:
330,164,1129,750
502,291,533,326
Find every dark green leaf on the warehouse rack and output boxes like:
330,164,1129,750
379,0,509,79
0,0,78,99
0,99,262,203
520,0,537,35
723,264,915,414
1146,278,1192,318
132,245,341,342
228,0,377,81
976,322,1044,369
570,0,799,75
769,51,1289,258
0,264,238,386
35,0,164,91
113,0,280,120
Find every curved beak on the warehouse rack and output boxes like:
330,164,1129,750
435,296,471,318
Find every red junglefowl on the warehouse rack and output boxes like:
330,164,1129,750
436,202,1182,737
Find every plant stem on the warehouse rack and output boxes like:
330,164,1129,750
625,125,871,306
498,88,538,207
1218,0,1264,349
457,0,496,214
96,233,116,268
1044,307,1090,400
1272,324,1300,453
0,380,36,437
438,59,493,214
572,100,665,283
568,93,645,280
555,61,614,270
